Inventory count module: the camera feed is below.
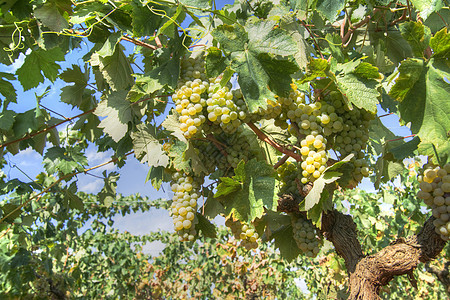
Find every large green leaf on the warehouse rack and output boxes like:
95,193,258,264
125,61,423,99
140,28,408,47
430,27,450,58
335,73,379,113
16,48,65,91
316,0,345,22
332,61,381,113
34,2,68,32
246,19,298,56
212,21,299,112
305,171,341,211
94,91,133,142
399,21,431,58
59,65,94,111
410,0,444,20
195,213,217,238
90,45,134,91
389,58,424,101
0,110,15,131
0,72,16,103
271,224,301,262
395,58,450,163
131,123,169,168
216,159,278,223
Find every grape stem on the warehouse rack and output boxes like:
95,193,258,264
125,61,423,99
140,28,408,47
246,122,302,162
206,134,228,157
273,154,289,169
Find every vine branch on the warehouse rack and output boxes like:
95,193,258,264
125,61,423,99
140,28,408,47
246,122,302,162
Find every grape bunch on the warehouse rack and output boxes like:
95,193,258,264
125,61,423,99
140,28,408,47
276,161,302,196
225,218,259,250
169,171,200,241
417,163,450,241
172,55,210,139
291,215,321,257
194,128,253,174
205,80,249,134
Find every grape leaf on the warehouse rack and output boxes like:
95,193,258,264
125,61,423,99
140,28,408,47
410,0,444,20
212,21,299,112
196,213,217,238
389,58,424,101
167,141,190,173
95,91,133,142
0,110,15,131
34,2,69,32
0,72,17,103
131,123,169,168
1,203,22,223
271,224,301,262
397,58,450,164
59,65,94,111
217,159,277,223
16,48,64,91
316,0,345,22
162,113,187,143
298,58,329,83
399,21,431,58
43,147,87,175
90,45,134,91
97,32,123,58
146,166,165,190
246,19,297,56
65,182,83,211
215,177,242,198
335,73,379,113
184,142,208,175
430,27,450,58
206,47,228,78
262,210,291,238
332,61,380,113
304,171,341,211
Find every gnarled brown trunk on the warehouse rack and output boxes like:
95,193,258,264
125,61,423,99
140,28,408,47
321,211,447,299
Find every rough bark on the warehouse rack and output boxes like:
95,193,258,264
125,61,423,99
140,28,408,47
321,211,447,300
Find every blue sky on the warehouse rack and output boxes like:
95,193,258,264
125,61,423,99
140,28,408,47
0,0,415,256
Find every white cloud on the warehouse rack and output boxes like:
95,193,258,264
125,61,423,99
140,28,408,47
85,147,112,163
79,179,103,193
113,209,173,235
4,53,25,73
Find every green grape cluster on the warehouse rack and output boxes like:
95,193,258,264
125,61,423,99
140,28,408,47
194,128,253,174
225,218,259,250
205,80,249,134
276,161,302,196
173,55,209,139
291,215,321,257
417,163,450,241
169,171,200,241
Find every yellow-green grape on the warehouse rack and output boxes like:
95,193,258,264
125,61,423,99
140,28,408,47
277,161,303,195
205,80,245,134
225,218,259,250
170,171,200,241
172,54,210,139
299,134,328,184
291,215,321,257
419,163,450,241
